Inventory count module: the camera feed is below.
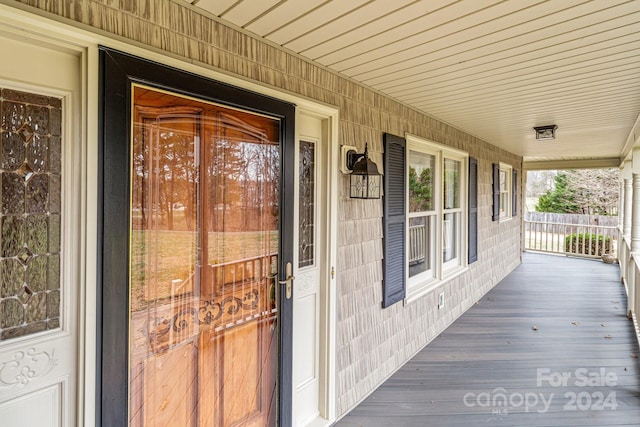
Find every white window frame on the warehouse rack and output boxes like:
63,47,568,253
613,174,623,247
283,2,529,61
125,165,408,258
405,135,468,302
407,145,439,287
499,162,513,221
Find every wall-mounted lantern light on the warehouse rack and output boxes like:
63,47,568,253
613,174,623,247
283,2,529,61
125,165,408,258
533,124,558,140
341,143,381,199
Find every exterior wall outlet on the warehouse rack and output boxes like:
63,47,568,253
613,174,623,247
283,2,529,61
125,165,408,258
438,292,445,309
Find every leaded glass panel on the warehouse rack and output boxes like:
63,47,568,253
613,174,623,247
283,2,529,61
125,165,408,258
298,140,315,268
0,87,62,340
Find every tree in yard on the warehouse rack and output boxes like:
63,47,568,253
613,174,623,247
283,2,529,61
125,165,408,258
526,170,556,197
409,166,433,211
534,168,619,215
535,172,580,213
564,168,619,215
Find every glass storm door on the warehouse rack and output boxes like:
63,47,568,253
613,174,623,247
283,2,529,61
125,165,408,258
99,49,295,427
128,85,281,426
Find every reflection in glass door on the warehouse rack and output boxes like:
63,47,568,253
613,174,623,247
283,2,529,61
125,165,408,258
128,85,280,426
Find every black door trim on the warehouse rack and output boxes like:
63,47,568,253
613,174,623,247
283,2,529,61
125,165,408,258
97,47,295,427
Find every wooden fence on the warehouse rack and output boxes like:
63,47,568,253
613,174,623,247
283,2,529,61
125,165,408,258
525,212,618,227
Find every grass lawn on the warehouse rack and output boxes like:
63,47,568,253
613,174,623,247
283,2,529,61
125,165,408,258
130,229,278,311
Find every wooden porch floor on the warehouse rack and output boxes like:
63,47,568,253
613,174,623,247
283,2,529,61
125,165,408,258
334,253,640,426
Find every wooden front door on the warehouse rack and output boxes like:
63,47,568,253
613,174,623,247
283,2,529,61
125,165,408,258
99,49,295,427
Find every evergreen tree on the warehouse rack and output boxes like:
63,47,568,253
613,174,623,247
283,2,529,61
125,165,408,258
535,172,580,213
409,166,433,211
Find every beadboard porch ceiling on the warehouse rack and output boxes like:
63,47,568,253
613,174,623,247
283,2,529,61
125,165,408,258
185,0,640,167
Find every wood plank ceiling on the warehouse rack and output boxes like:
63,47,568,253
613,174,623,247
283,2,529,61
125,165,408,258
186,0,640,164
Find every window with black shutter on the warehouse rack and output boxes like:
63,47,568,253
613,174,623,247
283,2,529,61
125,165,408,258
468,157,478,263
512,169,518,217
382,133,406,308
494,162,514,221
382,132,483,305
492,163,500,221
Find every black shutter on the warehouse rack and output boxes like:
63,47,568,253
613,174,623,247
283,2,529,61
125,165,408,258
492,163,500,221
382,133,406,308
468,157,478,264
512,169,518,217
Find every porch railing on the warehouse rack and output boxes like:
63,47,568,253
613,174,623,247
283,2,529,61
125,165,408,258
409,224,426,265
524,220,617,258
527,221,639,347
619,231,640,348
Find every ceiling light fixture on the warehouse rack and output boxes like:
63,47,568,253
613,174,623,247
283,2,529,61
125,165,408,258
533,125,558,141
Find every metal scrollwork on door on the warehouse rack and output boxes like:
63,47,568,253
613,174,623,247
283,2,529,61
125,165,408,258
147,289,261,353
172,289,260,332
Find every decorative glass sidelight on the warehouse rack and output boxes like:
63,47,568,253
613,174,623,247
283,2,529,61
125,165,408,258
298,140,315,268
0,88,62,341
129,85,280,426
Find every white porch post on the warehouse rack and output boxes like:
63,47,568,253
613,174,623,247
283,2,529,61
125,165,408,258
618,180,624,229
624,178,633,238
618,177,625,282
623,177,633,302
629,174,640,319
631,174,640,252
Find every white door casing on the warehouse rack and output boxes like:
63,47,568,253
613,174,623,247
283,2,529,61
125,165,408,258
293,111,331,426
0,32,82,427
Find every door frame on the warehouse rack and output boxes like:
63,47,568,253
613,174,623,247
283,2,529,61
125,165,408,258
0,28,84,427
293,109,338,426
0,5,339,424
98,47,296,426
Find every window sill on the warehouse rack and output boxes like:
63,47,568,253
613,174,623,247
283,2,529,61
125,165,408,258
500,216,513,223
404,266,468,305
